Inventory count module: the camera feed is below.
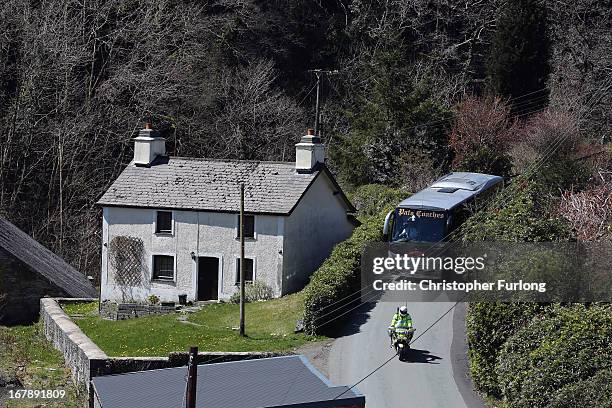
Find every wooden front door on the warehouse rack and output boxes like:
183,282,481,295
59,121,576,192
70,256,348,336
197,257,219,301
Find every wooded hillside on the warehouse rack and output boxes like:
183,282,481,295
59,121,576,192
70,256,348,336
0,0,610,278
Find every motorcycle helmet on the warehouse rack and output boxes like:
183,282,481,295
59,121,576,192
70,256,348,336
399,306,408,315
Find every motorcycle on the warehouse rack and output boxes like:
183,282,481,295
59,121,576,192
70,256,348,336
391,327,416,361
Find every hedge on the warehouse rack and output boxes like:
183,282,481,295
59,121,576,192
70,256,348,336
495,305,612,408
348,184,409,218
465,302,549,396
302,210,386,334
302,183,409,335
545,369,612,408
461,179,569,243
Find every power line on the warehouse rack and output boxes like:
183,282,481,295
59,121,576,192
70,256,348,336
324,84,611,404
314,84,606,330
331,299,465,401
313,82,608,329
307,69,340,135
297,82,318,107
311,89,554,321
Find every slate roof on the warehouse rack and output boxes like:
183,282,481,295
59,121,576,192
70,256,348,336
398,172,504,211
97,157,354,215
92,355,365,408
0,216,96,297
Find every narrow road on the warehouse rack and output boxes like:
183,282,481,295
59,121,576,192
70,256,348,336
328,301,486,408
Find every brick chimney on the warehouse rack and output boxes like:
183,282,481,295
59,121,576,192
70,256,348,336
133,123,166,166
295,129,325,173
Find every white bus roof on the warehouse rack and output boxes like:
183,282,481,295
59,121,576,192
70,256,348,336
397,172,503,211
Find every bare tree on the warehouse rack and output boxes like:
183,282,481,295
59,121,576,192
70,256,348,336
511,109,581,175
556,184,612,241
547,0,612,137
211,59,306,161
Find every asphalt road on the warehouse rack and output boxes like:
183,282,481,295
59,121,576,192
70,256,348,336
328,301,486,408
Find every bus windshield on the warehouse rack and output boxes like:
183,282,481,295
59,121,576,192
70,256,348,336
391,208,447,243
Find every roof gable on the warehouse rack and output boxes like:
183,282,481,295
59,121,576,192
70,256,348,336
0,216,96,297
98,157,354,215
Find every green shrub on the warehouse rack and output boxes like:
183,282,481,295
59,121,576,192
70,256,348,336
496,305,612,408
147,294,160,305
462,179,570,242
466,302,549,396
229,281,273,304
348,184,410,218
303,210,387,334
545,369,612,408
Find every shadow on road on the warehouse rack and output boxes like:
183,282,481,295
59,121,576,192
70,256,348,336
400,348,442,364
324,300,378,338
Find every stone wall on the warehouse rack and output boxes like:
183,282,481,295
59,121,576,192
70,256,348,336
99,301,176,320
39,298,107,386
98,351,284,377
40,298,287,406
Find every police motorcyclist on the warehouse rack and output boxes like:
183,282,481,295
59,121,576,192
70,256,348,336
388,305,413,343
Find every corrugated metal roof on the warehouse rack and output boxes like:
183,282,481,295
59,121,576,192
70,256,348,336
97,157,354,215
92,355,365,408
398,172,504,211
0,216,96,297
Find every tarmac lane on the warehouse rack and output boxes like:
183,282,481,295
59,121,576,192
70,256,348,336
327,301,486,408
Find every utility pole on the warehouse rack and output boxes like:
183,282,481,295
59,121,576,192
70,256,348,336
185,346,198,408
307,69,339,136
239,184,246,337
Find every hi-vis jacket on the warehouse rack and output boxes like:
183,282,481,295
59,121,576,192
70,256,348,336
389,312,413,330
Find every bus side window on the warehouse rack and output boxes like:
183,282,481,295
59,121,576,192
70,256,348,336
475,182,503,210
450,205,471,231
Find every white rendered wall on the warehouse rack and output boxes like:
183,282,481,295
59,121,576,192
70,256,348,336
195,211,284,300
100,207,284,303
282,173,355,295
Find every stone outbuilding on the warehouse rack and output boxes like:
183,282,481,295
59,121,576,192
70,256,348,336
0,216,95,324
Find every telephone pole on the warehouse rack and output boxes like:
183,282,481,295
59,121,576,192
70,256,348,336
185,346,198,408
239,184,246,337
307,69,339,136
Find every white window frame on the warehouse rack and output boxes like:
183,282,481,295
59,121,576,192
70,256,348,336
235,214,257,240
151,253,177,283
154,210,175,236
234,257,256,285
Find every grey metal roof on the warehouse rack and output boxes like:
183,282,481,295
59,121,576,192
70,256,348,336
398,172,504,211
97,157,354,215
92,355,365,408
0,216,96,297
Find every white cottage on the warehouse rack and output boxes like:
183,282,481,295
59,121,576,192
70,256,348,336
97,125,356,303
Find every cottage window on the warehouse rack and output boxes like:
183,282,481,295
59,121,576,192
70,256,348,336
237,215,255,239
156,211,173,234
153,255,174,281
235,258,254,284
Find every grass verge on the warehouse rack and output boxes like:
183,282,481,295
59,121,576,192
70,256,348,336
64,292,323,357
0,323,86,407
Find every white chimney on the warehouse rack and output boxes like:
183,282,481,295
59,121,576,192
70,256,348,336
295,128,325,173
133,123,166,166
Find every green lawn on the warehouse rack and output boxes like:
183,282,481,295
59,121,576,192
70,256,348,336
63,293,322,357
0,323,86,407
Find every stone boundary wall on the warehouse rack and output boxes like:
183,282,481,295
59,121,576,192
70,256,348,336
40,297,287,405
39,298,107,385
99,351,285,377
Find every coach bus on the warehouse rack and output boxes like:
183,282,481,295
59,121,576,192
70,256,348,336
383,172,504,243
